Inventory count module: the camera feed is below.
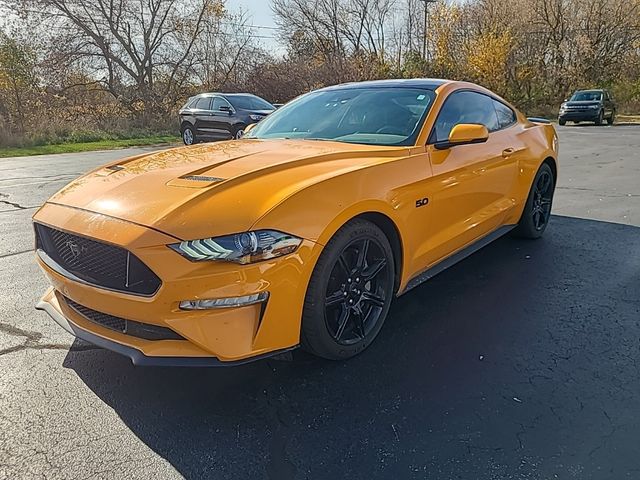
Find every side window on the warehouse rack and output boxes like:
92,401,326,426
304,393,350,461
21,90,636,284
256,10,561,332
493,100,517,129
194,97,212,110
212,97,231,111
433,91,500,143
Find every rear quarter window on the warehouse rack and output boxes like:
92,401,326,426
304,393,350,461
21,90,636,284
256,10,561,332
194,97,212,110
493,100,517,129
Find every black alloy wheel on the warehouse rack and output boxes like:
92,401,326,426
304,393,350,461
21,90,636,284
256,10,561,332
531,169,554,232
324,237,390,345
513,163,556,239
301,219,395,360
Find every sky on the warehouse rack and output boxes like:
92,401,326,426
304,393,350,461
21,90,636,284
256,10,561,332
232,1,282,51
234,1,276,27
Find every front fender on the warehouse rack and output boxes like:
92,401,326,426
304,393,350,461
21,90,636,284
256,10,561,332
250,173,411,291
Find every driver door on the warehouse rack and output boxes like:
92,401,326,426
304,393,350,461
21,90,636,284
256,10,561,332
210,96,235,139
421,90,519,267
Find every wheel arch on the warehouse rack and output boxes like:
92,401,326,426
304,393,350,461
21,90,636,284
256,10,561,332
354,212,404,295
542,156,558,184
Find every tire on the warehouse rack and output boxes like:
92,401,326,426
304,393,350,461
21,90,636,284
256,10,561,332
558,119,566,126
182,125,196,145
595,110,604,126
607,110,616,125
232,125,246,139
513,163,555,239
301,219,395,360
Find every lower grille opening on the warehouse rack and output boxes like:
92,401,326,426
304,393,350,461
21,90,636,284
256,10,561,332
64,297,184,341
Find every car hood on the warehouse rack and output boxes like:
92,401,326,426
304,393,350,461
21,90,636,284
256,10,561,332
46,139,403,240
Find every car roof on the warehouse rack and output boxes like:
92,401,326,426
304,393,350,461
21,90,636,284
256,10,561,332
574,89,605,93
319,78,450,91
195,92,261,98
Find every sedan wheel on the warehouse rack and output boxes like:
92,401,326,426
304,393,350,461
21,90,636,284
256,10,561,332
301,219,395,360
182,126,195,145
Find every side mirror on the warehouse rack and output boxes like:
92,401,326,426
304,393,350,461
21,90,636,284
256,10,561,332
435,124,489,150
564,98,569,102
244,123,256,134
219,105,233,115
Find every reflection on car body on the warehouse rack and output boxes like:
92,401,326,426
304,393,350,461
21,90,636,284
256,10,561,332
179,93,275,145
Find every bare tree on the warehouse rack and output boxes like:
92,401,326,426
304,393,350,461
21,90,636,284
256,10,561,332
7,0,224,121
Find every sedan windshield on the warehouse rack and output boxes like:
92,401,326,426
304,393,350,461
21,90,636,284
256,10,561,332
245,87,436,146
570,92,603,102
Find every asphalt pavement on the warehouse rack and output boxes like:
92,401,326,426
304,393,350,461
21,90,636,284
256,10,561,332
1,126,639,479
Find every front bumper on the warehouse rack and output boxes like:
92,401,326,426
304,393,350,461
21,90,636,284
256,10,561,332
36,289,296,366
34,203,322,365
559,110,600,122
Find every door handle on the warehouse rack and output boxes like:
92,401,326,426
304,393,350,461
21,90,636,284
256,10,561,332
502,148,515,158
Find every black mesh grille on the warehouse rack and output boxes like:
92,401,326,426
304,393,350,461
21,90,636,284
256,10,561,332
64,297,184,341
35,223,161,296
67,298,126,332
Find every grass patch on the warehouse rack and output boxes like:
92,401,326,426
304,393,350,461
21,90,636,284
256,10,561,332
618,114,640,124
0,134,180,158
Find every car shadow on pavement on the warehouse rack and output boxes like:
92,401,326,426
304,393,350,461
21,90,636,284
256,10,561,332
63,215,640,480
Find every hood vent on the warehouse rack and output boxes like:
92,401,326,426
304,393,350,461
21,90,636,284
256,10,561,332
181,175,225,182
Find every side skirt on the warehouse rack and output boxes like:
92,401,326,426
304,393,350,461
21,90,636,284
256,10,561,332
400,225,516,295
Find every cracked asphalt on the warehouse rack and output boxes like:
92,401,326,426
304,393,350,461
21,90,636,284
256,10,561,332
1,126,639,479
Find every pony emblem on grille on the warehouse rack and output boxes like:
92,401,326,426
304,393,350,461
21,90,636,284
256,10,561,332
65,240,87,259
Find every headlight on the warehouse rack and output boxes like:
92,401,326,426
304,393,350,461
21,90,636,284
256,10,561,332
590,105,600,109
169,230,302,264
249,114,263,121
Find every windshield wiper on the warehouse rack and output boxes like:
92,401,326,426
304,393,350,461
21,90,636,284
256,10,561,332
303,138,341,142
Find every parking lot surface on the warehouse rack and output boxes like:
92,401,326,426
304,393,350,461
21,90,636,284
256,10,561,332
1,126,639,479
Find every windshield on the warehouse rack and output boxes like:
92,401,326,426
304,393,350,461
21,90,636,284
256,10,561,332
245,87,436,146
570,92,603,102
227,95,274,111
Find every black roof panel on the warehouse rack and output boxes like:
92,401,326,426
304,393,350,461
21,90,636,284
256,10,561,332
320,78,449,92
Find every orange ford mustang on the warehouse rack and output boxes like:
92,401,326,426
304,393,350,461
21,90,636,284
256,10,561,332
34,79,558,366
